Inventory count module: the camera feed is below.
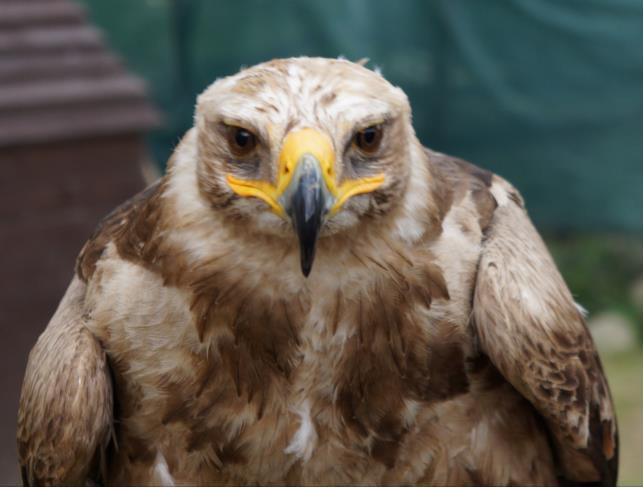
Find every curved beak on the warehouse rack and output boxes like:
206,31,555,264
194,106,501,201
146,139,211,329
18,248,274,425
280,154,333,276
226,128,385,276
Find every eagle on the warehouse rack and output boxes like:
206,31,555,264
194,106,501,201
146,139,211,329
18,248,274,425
17,57,618,486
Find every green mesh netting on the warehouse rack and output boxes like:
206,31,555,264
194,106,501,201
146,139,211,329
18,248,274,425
78,0,643,232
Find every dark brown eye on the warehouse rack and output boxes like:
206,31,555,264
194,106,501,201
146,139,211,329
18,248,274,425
227,126,257,156
354,124,383,154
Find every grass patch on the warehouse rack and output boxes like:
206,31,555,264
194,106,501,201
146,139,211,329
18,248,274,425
601,350,643,486
545,234,643,343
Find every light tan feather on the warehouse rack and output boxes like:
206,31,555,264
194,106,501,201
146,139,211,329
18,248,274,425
473,177,618,486
17,277,113,486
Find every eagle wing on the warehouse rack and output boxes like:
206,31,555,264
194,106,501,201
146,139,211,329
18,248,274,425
17,276,113,486
472,179,618,486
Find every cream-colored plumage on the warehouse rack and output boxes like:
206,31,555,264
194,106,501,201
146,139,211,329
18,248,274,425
17,57,617,486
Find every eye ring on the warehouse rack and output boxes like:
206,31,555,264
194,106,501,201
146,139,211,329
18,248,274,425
353,124,383,154
226,126,257,156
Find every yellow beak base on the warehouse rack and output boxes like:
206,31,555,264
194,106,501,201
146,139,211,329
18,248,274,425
225,128,385,217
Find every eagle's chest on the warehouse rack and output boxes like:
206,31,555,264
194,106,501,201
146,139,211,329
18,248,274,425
109,277,473,484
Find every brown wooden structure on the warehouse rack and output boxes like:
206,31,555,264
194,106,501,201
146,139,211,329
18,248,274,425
0,1,159,482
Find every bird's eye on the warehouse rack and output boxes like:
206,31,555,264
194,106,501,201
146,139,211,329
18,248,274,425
354,124,383,154
226,126,257,156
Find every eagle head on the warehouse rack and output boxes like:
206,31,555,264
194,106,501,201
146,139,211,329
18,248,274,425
194,57,416,276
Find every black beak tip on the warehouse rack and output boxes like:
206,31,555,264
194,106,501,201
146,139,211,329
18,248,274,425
301,262,313,277
287,153,328,278
299,244,315,277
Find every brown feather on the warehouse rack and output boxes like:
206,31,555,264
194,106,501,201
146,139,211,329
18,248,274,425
17,278,113,486
473,177,618,486
19,58,618,486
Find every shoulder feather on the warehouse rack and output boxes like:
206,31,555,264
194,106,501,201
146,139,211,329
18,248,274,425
17,277,113,486
76,179,165,282
472,177,618,486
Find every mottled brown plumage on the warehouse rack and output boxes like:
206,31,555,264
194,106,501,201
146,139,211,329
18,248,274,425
18,57,617,486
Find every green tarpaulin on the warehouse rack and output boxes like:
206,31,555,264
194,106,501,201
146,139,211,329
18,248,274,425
79,0,643,232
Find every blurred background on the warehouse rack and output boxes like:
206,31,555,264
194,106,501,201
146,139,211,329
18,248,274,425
1,0,642,484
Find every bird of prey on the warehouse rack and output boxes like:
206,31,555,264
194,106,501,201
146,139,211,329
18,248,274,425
17,57,617,486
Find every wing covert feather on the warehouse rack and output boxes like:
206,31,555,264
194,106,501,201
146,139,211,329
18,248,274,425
472,180,618,486
17,277,113,486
